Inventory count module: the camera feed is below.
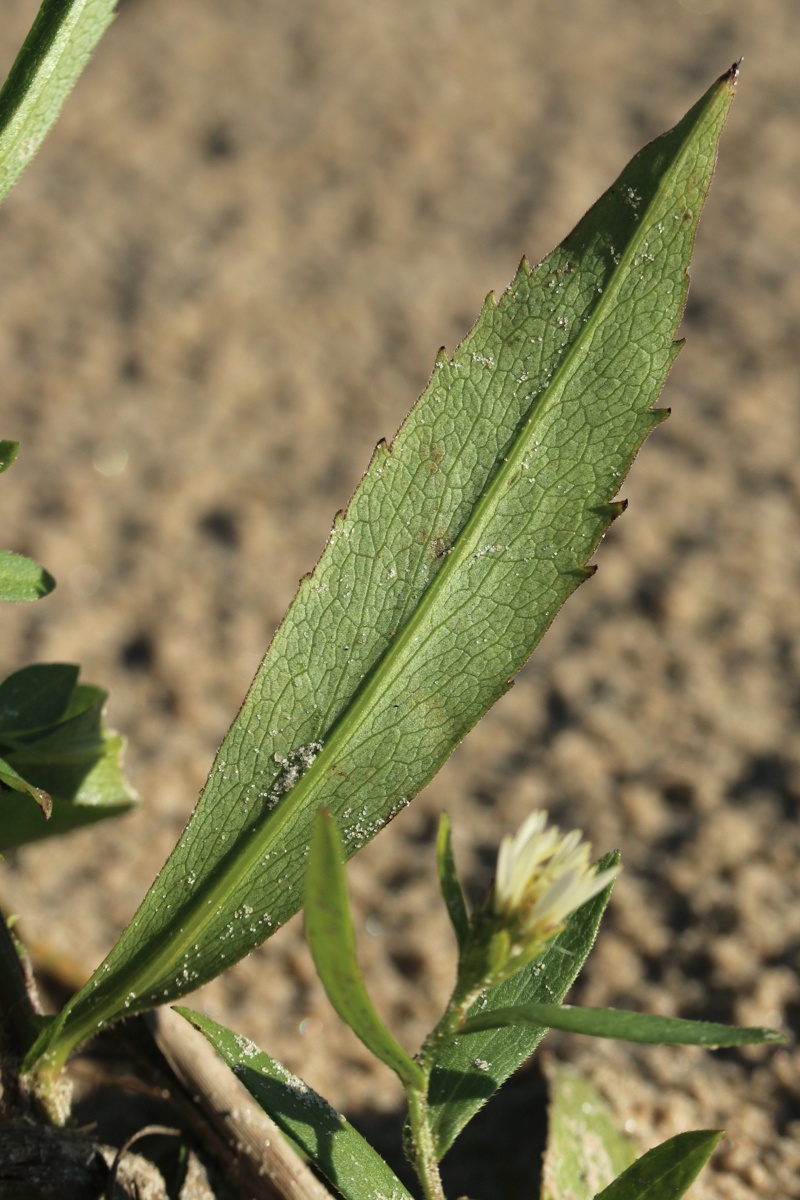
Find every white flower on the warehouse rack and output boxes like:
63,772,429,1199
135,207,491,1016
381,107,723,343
493,810,618,942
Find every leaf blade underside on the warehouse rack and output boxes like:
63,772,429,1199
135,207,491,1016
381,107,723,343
38,68,737,1068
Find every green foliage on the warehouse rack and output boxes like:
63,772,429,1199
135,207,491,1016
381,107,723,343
305,808,425,1090
177,1008,415,1200
541,1063,635,1200
0,0,118,206
29,67,736,1074
0,664,137,850
0,442,19,472
0,441,54,602
0,550,54,603
436,813,469,954
455,1002,785,1047
0,11,759,1195
595,1131,724,1200
542,1067,725,1200
426,851,618,1160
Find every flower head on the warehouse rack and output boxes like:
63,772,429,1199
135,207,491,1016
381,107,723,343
453,810,619,999
493,810,619,946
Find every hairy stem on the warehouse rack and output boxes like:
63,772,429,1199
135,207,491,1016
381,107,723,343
405,1083,446,1200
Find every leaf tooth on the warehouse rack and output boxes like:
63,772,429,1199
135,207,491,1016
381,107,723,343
645,406,671,429
605,498,629,522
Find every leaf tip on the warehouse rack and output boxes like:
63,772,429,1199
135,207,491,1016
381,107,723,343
39,569,56,598
721,59,742,89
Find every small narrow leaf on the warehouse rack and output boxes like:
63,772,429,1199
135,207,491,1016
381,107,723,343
177,1008,415,1200
36,70,737,1071
0,0,118,206
437,812,469,953
455,1003,785,1048
427,852,618,1159
541,1063,635,1200
306,809,425,1090
0,550,55,602
594,1131,724,1200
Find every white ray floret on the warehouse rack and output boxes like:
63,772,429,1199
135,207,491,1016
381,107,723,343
493,810,618,941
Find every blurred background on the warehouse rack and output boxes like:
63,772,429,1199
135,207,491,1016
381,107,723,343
0,0,798,1195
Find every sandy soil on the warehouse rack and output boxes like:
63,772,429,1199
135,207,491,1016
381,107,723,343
1,0,798,1196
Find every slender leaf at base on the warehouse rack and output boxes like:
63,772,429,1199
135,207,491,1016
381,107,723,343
594,1130,723,1200
177,1008,415,1200
33,68,737,1071
541,1062,635,1200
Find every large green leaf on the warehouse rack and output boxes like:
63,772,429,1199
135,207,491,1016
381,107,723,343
0,665,137,851
177,1008,415,1200
594,1131,723,1200
32,69,737,1071
0,0,118,206
305,809,425,1090
541,1063,635,1200
427,852,618,1160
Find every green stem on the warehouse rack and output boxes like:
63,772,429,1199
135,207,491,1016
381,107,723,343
405,1082,446,1200
419,981,485,1072
402,979,489,1200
